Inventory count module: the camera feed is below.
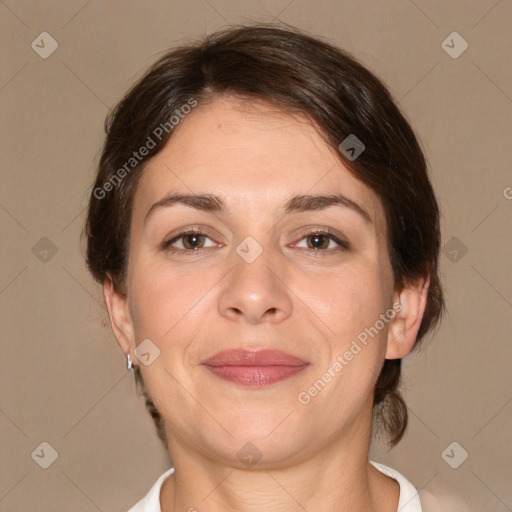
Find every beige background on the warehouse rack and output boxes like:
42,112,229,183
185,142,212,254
1,0,511,510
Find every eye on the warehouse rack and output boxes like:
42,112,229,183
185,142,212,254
162,229,218,253
293,229,349,253
161,227,349,255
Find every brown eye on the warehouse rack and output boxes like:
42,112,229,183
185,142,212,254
163,230,217,252
306,233,331,250
294,230,348,252
181,233,206,249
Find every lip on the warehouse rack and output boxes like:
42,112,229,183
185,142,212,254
201,349,308,367
201,349,310,387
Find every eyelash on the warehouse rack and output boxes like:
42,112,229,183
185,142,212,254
161,227,349,256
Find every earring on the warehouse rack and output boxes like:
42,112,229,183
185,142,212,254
127,353,134,370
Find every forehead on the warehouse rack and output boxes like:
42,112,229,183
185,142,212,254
133,96,385,229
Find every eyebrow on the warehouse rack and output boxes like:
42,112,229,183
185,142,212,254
143,192,372,225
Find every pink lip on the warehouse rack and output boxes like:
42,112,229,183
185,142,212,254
201,349,309,387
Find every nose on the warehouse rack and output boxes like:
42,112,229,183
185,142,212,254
217,244,293,326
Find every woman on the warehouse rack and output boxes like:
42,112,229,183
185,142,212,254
85,23,444,512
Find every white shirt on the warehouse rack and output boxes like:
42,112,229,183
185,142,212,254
128,460,422,511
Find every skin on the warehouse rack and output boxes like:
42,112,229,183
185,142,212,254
104,95,429,512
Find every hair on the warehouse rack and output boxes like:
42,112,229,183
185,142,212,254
84,22,444,448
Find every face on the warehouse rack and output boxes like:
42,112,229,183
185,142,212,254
107,96,423,468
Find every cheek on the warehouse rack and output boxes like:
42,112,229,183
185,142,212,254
301,266,390,390
298,270,389,406
309,264,390,338
128,257,217,345
128,262,212,417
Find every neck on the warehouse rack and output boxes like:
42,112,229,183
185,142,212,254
160,414,399,512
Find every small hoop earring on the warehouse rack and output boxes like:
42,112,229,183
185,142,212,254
127,353,134,370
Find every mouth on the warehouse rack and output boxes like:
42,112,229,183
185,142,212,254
201,349,310,387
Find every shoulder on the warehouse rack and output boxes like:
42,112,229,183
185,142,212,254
370,460,422,512
127,467,175,512
420,482,474,512
370,460,472,512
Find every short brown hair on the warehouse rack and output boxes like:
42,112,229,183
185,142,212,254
85,22,444,448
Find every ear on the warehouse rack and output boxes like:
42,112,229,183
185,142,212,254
386,275,430,359
103,273,136,362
